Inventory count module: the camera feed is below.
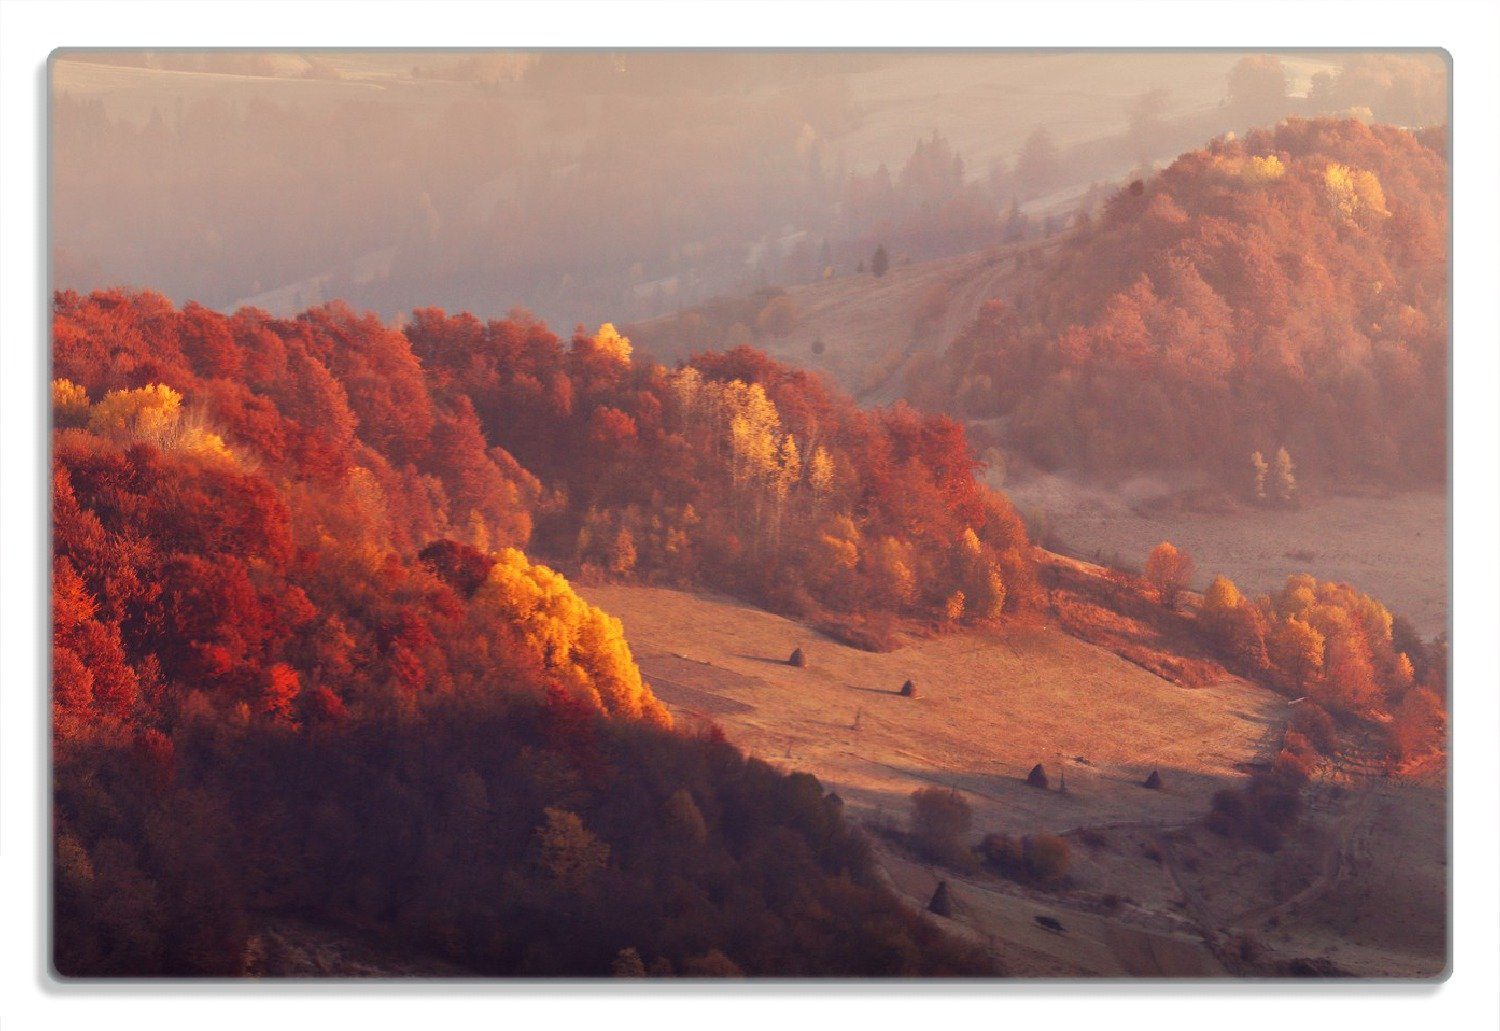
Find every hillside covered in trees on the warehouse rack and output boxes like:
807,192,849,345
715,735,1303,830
50,288,1018,976
927,118,1448,487
405,310,1036,646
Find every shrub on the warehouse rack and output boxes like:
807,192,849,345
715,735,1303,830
910,788,972,867
1077,826,1109,849
1144,541,1194,607
1272,742,1316,785
912,792,972,846
1209,769,1306,852
981,833,1024,875
1291,702,1338,754
1023,834,1070,884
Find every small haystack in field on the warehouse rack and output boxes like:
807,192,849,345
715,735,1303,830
788,647,807,668
900,679,917,697
1026,763,1049,789
1142,770,1163,790
928,880,955,917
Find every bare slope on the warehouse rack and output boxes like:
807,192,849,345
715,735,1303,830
582,580,1444,978
580,582,1287,837
632,239,1061,405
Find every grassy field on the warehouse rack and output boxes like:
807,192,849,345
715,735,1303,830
631,237,1065,405
581,582,1286,838
580,580,1444,977
1005,472,1450,637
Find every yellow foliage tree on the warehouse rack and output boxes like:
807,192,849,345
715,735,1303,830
726,382,782,488
1324,163,1390,225
89,383,182,443
1352,168,1390,218
975,566,1007,621
582,322,633,364
1202,574,1244,615
473,548,670,726
1270,447,1297,504
1243,154,1285,183
175,425,236,465
867,536,917,610
1144,541,1194,606
1250,450,1270,501
607,527,638,577
954,528,1005,621
83,382,237,465
774,434,802,505
808,446,835,501
52,379,91,425
1270,616,1325,691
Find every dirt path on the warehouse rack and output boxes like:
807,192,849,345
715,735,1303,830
1229,751,1383,930
853,235,1072,407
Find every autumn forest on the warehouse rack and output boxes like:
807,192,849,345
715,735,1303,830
47,50,1451,980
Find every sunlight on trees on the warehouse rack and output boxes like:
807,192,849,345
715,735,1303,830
1145,541,1194,606
474,548,671,726
584,322,634,363
1325,162,1390,225
52,378,91,425
89,383,183,443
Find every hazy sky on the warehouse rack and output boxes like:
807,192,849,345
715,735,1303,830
50,50,1445,329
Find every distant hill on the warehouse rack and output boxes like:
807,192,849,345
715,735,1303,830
924,118,1448,487
626,237,1066,406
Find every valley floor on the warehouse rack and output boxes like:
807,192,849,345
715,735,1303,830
1002,473,1450,638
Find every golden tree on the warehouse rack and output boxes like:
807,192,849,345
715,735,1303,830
1144,541,1194,606
89,383,183,443
581,322,633,364
52,379,90,426
1270,447,1297,505
1250,450,1269,501
473,548,670,726
808,446,836,501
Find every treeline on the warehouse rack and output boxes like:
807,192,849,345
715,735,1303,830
1193,569,1446,852
1198,571,1447,761
51,288,1014,975
929,118,1448,486
407,309,1037,645
56,685,992,976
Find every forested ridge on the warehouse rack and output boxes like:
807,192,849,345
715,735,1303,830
928,118,1448,486
50,288,1010,976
